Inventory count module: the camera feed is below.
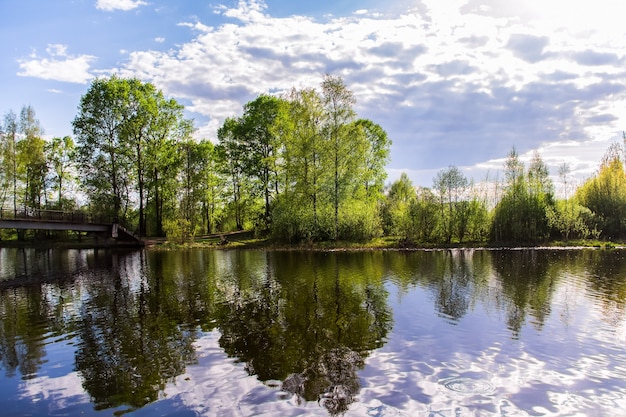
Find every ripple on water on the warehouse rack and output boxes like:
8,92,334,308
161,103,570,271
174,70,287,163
441,376,495,394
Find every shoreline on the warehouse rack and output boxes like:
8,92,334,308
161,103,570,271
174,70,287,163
0,234,622,251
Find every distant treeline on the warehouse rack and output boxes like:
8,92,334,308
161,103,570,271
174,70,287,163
1,75,624,243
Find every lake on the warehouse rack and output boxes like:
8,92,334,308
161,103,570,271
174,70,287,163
0,247,625,416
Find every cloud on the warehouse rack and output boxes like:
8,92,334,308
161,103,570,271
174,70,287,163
96,0,147,11
572,50,622,67
506,34,550,63
108,0,626,184
17,44,95,84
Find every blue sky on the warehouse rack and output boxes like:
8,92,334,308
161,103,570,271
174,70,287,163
1,0,625,187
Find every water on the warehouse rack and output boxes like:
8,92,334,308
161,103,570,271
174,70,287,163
0,248,625,416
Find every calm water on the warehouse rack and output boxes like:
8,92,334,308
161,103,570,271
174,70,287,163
0,248,625,416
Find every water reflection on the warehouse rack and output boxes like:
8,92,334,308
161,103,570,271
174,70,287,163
0,248,626,415
214,252,392,414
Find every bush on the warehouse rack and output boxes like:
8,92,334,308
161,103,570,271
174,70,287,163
163,218,197,244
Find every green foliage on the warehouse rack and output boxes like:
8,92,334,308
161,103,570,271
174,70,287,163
0,110,18,212
490,148,554,243
163,217,197,244
381,173,415,237
433,166,469,243
45,136,75,209
576,151,626,238
464,198,490,242
223,76,392,243
546,199,597,240
72,76,189,234
7,75,621,246
406,188,439,242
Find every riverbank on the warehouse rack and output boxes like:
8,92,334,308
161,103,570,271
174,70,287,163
1,230,623,251
144,233,625,251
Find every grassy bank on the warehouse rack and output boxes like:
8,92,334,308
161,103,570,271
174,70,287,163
145,233,625,251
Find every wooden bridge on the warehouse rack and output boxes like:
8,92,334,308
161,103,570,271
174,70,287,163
0,208,144,246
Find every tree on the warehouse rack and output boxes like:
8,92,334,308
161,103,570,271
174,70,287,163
45,136,75,209
433,166,468,243
217,117,248,231
273,88,326,241
382,173,415,237
490,148,554,243
0,111,18,213
17,106,47,209
73,76,133,221
201,141,226,234
144,98,187,237
73,76,188,233
353,119,390,200
239,95,285,229
322,74,357,240
576,144,626,238
177,138,217,238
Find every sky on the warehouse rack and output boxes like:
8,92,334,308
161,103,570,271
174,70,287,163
1,0,625,188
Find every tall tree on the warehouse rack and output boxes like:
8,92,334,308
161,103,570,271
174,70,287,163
433,166,468,243
201,140,225,234
217,117,247,231
122,79,153,236
354,119,390,200
45,136,75,209
491,148,554,242
73,76,188,233
145,98,187,237
73,76,133,221
1,111,18,213
18,106,47,209
276,87,326,239
239,95,285,229
322,74,356,240
177,138,215,237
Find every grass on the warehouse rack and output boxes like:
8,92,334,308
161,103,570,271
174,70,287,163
145,233,626,251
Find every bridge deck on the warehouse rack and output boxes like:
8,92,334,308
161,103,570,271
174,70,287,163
0,209,143,245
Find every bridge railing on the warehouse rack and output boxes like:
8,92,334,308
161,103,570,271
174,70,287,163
0,208,115,225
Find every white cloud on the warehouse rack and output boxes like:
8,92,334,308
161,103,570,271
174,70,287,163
110,0,626,184
154,37,165,43
96,0,147,12
17,44,95,84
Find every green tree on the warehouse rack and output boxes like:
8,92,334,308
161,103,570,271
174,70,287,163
576,145,626,238
217,117,249,231
17,106,47,209
353,119,390,200
272,88,326,241
464,185,490,242
45,136,75,209
239,95,285,229
322,74,357,240
491,148,554,243
382,173,415,237
547,162,596,240
73,76,188,234
407,187,439,243
433,165,468,243
144,99,186,237
176,138,216,239
0,111,18,213
73,76,133,221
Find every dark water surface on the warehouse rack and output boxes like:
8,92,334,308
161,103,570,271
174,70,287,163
1,248,625,416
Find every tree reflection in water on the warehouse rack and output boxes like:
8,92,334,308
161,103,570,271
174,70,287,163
215,251,392,415
3,248,626,415
74,251,200,411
